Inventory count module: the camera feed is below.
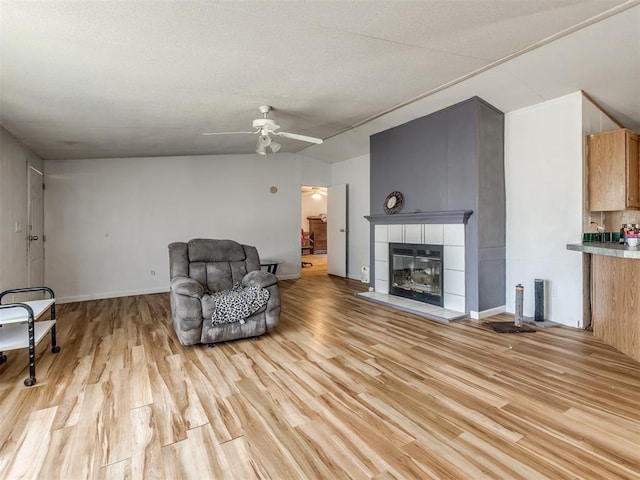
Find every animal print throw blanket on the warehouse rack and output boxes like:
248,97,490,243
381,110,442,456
208,283,270,326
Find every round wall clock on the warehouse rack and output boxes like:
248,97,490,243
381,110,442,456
383,191,404,214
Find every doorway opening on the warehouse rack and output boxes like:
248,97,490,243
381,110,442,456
301,186,328,275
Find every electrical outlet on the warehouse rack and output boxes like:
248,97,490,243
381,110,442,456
150,270,156,276
552,287,558,298
15,222,23,233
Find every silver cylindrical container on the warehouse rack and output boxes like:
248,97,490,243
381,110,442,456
514,284,524,326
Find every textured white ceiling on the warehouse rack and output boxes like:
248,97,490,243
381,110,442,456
0,0,637,161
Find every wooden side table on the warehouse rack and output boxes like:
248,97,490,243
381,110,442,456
0,287,60,386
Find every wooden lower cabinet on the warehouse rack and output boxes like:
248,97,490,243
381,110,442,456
591,254,640,362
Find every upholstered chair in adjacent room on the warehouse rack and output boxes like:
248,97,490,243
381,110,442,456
168,239,280,346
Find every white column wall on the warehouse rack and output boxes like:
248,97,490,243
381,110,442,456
44,153,330,302
504,92,584,326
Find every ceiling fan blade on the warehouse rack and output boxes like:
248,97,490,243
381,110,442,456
202,130,258,136
275,131,323,144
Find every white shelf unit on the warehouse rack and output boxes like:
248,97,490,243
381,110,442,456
0,288,60,386
0,320,56,351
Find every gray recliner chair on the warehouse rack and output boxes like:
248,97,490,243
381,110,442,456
168,239,280,346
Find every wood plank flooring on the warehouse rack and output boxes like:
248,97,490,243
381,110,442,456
1,262,639,479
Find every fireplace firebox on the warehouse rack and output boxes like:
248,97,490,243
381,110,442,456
389,243,443,306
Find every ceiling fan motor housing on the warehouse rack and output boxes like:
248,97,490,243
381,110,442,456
253,118,279,133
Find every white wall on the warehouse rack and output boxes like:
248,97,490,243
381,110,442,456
332,154,370,281
44,153,330,302
505,92,584,327
0,128,43,293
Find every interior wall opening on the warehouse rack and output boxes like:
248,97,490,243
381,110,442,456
301,186,328,274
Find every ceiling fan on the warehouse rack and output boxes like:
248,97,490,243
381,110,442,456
202,105,323,155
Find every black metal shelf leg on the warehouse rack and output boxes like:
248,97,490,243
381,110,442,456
49,300,60,353
24,314,37,387
50,325,61,353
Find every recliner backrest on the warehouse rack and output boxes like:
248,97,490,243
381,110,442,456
169,239,261,293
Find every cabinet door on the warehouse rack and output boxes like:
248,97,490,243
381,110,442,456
588,131,626,211
626,133,640,209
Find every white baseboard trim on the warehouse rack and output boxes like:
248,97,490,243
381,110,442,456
57,287,170,304
470,305,506,320
347,274,371,283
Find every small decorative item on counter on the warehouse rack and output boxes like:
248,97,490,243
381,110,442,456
624,223,640,247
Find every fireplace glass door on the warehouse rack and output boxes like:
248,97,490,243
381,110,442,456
389,244,443,306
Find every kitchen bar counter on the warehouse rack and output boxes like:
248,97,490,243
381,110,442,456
567,242,640,363
566,241,640,258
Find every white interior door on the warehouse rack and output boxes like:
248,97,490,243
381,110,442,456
27,166,44,296
327,184,348,277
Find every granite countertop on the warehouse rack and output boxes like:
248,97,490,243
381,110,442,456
567,242,640,259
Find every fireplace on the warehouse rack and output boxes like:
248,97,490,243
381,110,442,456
389,243,443,306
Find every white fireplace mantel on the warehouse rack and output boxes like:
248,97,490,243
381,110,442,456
365,209,473,225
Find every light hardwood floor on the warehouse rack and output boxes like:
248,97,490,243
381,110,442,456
1,263,639,479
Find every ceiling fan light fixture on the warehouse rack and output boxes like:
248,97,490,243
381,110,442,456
269,141,281,153
256,138,267,155
257,134,271,147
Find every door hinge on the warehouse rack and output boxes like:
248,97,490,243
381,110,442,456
42,183,45,190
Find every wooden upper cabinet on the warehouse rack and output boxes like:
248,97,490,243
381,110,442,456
588,129,640,211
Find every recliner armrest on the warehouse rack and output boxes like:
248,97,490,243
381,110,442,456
170,277,205,298
242,270,278,288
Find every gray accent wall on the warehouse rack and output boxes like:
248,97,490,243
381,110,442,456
369,96,505,314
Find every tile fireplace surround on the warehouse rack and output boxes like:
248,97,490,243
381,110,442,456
359,210,472,322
